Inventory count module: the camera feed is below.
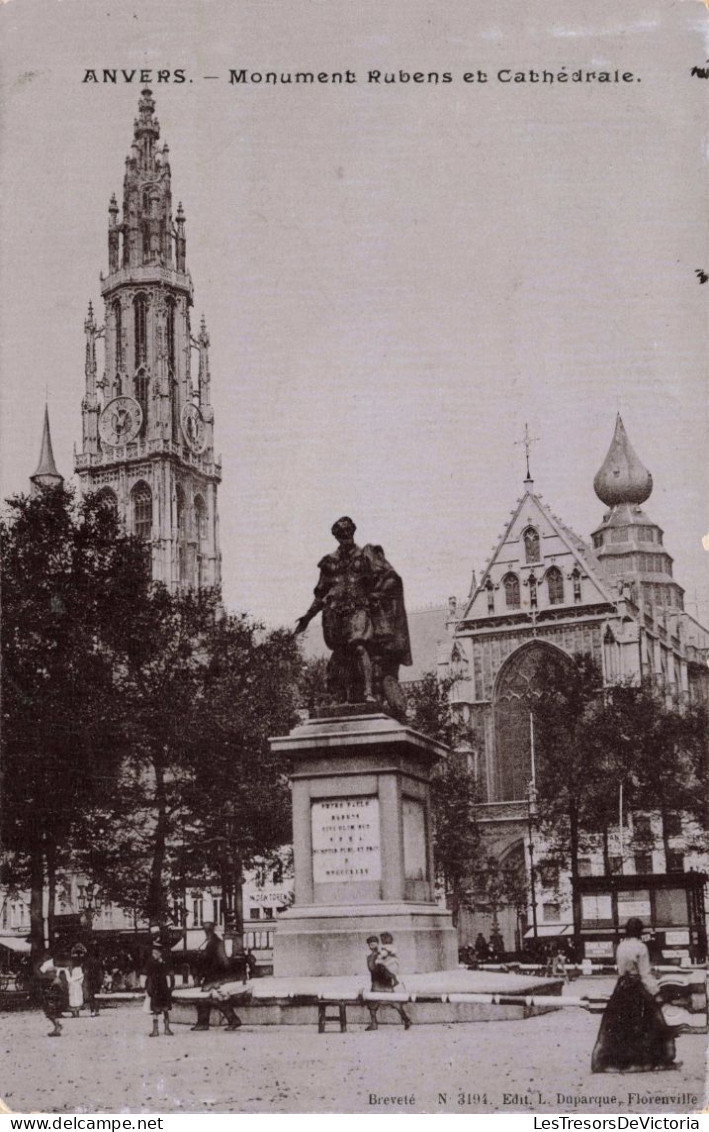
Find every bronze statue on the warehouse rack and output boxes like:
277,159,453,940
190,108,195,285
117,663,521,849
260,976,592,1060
295,517,412,715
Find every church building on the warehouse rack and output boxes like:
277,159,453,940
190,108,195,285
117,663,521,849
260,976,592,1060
74,88,221,590
442,416,709,952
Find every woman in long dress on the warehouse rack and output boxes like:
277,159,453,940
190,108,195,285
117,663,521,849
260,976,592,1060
591,917,678,1073
66,958,85,1018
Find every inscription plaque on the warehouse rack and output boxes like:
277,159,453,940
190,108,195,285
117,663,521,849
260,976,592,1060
311,796,381,883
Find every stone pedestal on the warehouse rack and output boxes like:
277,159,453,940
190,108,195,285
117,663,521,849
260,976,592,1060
270,709,458,977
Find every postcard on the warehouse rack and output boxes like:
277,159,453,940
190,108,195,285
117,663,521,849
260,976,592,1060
1,0,707,1119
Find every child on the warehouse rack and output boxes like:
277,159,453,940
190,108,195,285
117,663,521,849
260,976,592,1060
145,941,174,1036
376,931,402,988
364,933,411,1030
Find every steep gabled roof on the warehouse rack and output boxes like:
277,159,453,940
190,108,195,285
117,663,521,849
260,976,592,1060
460,484,615,621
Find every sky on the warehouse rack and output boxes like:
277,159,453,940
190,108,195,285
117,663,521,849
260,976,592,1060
1,0,708,628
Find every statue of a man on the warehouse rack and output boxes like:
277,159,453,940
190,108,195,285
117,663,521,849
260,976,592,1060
295,517,412,713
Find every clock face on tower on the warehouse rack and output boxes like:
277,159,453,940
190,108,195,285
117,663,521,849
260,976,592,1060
99,396,143,446
181,403,206,453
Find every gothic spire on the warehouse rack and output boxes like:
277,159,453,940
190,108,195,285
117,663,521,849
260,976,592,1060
593,414,653,507
30,405,64,494
118,89,174,271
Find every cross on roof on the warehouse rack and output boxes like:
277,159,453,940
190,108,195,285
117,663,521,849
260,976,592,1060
515,422,540,482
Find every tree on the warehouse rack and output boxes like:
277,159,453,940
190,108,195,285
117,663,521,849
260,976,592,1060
407,672,481,928
179,614,303,942
1,486,148,957
532,652,608,941
533,652,709,940
80,603,304,929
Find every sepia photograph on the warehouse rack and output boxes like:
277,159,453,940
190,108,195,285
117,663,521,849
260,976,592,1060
1,0,708,1119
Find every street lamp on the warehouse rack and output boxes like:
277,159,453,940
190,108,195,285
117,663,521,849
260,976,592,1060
77,881,103,931
527,780,538,943
221,802,244,967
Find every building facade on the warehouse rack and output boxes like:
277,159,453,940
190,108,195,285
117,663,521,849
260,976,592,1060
74,88,221,591
441,416,709,953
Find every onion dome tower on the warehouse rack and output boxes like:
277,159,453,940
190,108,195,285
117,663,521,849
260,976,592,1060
30,405,64,495
591,415,683,612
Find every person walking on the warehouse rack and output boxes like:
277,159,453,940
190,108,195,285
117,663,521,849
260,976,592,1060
191,922,242,1032
365,934,411,1030
591,917,680,1073
35,955,65,1038
145,941,174,1037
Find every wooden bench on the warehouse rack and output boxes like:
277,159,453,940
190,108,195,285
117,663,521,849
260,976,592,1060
317,1001,347,1033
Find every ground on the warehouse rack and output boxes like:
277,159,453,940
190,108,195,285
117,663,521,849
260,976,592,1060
1,979,706,1116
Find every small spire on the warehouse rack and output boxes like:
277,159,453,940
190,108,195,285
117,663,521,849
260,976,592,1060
30,405,64,493
515,422,539,487
594,414,652,507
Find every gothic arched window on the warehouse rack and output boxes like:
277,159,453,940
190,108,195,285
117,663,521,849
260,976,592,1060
131,482,152,541
194,495,207,545
113,299,123,369
547,566,564,605
166,298,176,375
135,368,148,437
523,527,540,564
134,294,148,368
494,642,574,801
503,573,520,609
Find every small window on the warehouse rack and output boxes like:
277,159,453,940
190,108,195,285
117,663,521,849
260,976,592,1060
665,812,682,837
634,853,653,875
263,907,274,920
666,851,684,874
547,566,564,605
609,856,623,875
523,527,540,564
633,814,653,842
250,908,261,920
539,864,559,889
578,858,593,877
542,903,561,923
191,898,203,928
503,573,520,609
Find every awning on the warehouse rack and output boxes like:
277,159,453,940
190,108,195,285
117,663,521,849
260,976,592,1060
523,925,573,939
0,936,31,952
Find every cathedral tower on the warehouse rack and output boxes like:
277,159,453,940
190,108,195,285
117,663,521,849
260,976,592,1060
75,89,221,590
591,415,683,614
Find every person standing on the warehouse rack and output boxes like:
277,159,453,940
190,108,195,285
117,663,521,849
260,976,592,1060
84,945,104,1017
145,941,174,1037
191,922,242,1032
474,933,490,963
67,952,85,1017
365,935,411,1030
591,918,679,1073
